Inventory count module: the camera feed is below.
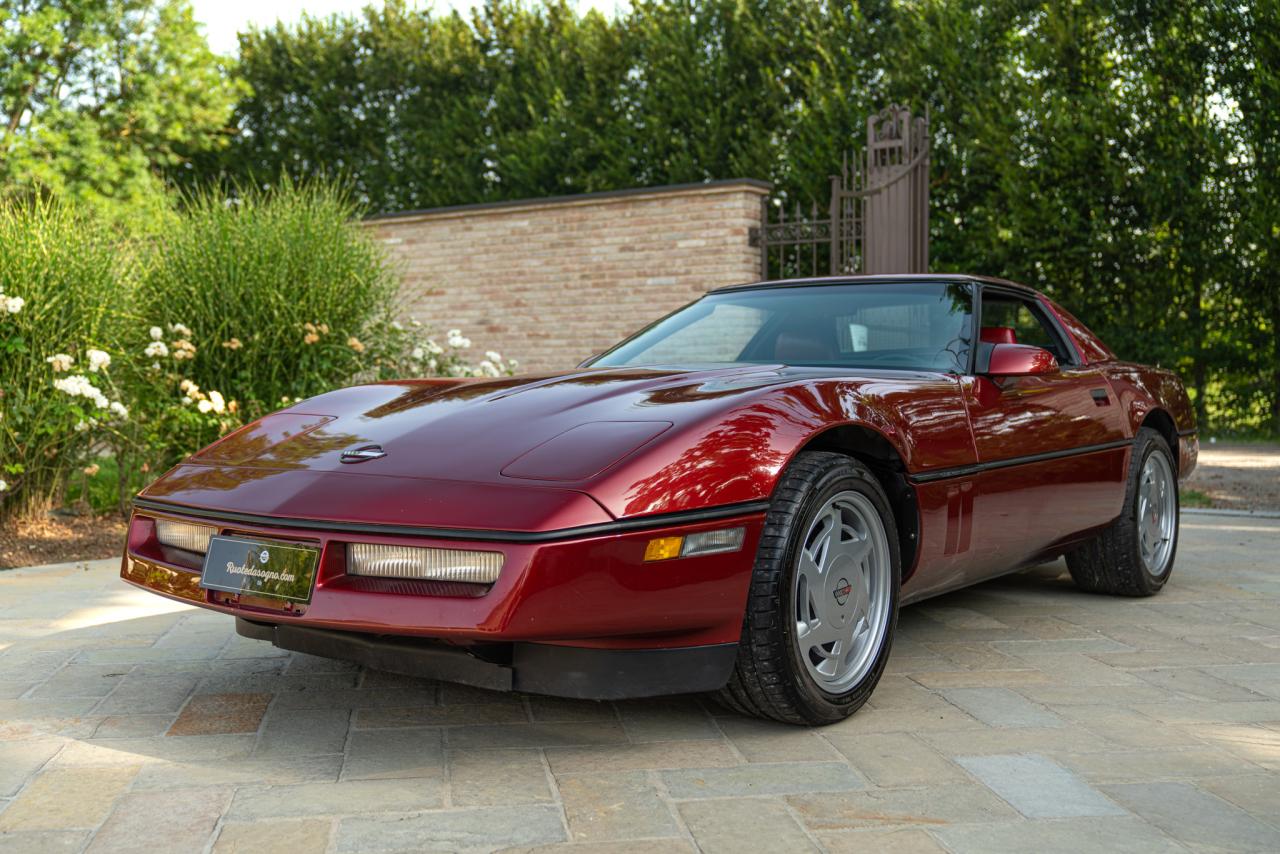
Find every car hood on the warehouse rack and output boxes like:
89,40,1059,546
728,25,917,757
139,363,968,527
181,365,793,479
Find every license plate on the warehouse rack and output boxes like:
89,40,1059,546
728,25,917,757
200,536,319,603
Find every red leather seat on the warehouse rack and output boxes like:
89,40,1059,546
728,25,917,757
980,326,1017,345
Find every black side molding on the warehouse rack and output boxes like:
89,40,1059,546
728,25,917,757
909,438,1133,484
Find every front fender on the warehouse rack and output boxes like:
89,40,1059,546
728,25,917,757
584,374,976,519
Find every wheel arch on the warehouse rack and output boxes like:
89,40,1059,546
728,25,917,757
1140,409,1179,475
795,423,920,578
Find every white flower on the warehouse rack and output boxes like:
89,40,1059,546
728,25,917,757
391,320,404,330
197,399,214,413
426,340,443,355
411,347,425,361
447,330,471,348
149,326,164,341
508,358,519,368
179,379,198,394
4,295,24,314
53,376,81,395
86,349,111,373
181,396,193,406
74,420,90,432
207,390,226,414
53,374,105,402
485,350,502,363
144,341,169,358
426,357,437,371
0,479,7,492
45,354,74,372
168,322,192,337
109,401,128,419
478,360,500,377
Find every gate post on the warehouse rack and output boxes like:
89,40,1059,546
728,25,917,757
756,105,929,280
862,106,930,274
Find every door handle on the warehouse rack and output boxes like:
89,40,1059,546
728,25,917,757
1090,388,1111,406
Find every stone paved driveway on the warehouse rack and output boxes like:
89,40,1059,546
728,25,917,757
1,517,1278,853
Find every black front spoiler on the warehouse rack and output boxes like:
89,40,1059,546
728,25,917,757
236,618,738,700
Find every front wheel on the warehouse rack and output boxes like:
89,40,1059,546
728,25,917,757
1067,427,1179,596
717,451,900,725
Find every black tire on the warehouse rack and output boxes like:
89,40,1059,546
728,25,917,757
1067,427,1179,597
716,451,900,725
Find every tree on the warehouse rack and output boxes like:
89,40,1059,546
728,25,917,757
0,0,243,223
1219,0,1280,434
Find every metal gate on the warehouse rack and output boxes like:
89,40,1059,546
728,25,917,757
753,105,930,279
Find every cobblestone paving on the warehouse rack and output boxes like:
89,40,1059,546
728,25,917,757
1,517,1278,853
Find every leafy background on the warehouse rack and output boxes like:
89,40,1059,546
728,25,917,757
196,0,1277,437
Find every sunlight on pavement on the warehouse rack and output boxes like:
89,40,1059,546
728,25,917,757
51,591,193,633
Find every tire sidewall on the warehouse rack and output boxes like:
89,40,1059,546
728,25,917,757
778,460,901,718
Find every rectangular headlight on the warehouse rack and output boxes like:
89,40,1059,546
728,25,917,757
155,519,216,554
347,543,503,584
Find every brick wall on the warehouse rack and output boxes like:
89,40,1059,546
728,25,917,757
364,180,769,373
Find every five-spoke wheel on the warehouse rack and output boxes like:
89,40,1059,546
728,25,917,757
793,491,892,694
1137,451,1177,577
718,451,900,724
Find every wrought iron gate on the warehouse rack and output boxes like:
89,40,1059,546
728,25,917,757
753,105,930,279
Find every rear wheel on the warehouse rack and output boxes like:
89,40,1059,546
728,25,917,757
1067,427,1179,596
717,451,899,724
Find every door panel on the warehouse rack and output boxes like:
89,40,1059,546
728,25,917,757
963,366,1130,574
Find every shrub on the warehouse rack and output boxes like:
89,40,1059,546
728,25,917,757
0,201,129,519
1,182,516,523
134,180,402,423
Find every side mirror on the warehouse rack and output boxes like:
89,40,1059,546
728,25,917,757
986,343,1059,377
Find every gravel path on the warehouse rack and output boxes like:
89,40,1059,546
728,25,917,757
1185,443,1280,512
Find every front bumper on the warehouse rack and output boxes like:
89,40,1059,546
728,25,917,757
121,501,764,696
236,617,738,699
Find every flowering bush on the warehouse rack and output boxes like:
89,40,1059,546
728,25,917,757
0,200,129,518
1,185,518,521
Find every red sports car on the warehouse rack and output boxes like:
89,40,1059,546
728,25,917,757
122,275,1196,724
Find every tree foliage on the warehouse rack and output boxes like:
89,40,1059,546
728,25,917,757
0,0,243,224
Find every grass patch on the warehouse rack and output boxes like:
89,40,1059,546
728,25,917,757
1180,488,1214,508
63,456,148,516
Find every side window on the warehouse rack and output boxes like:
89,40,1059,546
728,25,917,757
979,293,1075,366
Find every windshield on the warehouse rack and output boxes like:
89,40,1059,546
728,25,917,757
590,282,974,373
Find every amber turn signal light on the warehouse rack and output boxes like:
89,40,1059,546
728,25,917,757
643,536,684,562
643,528,745,562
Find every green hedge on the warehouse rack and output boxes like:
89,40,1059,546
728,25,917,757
184,0,1278,436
